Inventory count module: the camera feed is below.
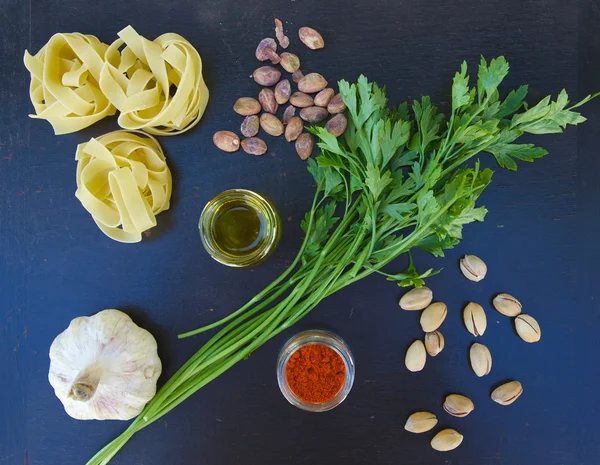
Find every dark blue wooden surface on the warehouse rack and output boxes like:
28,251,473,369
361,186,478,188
1,0,599,464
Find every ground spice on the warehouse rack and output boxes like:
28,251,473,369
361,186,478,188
285,343,346,403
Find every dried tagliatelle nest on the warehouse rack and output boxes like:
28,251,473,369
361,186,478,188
23,33,117,134
75,130,172,243
100,25,209,135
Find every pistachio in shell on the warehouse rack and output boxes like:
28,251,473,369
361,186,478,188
459,254,487,282
420,302,448,332
424,331,445,357
443,394,474,418
469,342,492,377
493,293,522,317
399,287,433,311
463,302,487,336
515,314,541,343
404,412,438,434
431,429,464,452
405,339,426,372
491,381,523,406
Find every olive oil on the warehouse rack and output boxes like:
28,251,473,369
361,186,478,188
199,189,280,267
211,202,265,256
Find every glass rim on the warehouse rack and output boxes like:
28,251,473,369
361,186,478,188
276,329,355,412
199,189,280,267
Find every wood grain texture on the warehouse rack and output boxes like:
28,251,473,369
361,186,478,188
1,0,599,464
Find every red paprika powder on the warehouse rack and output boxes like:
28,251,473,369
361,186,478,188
284,343,347,403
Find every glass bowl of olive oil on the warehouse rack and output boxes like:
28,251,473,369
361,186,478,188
199,189,280,267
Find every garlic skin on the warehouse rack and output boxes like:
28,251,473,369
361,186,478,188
48,309,161,420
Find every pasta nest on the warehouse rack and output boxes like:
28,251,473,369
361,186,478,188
23,33,117,135
75,130,172,243
99,26,209,136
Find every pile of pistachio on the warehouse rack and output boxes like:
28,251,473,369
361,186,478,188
213,20,347,159
400,254,542,452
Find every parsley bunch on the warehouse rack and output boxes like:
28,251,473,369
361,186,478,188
88,57,596,464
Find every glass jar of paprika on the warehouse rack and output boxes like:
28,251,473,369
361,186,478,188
276,330,355,412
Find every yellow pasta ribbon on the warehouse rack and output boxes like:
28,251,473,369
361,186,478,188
75,130,172,243
100,25,209,136
23,33,116,135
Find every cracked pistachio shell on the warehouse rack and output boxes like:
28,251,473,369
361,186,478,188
431,429,464,452
463,302,487,336
493,293,523,317
459,254,487,282
399,286,433,311
424,331,445,357
443,394,474,418
404,411,438,433
469,343,492,377
420,302,447,332
491,381,523,405
405,340,426,372
515,314,541,343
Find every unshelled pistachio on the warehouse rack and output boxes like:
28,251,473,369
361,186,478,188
299,106,328,123
469,342,492,377
260,113,284,137
431,429,463,452
241,137,267,156
289,92,314,108
405,340,426,372
404,411,438,433
327,93,346,114
314,88,335,107
326,113,348,137
459,254,487,282
282,105,296,124
298,26,325,50
298,73,328,93
515,314,541,343
213,131,240,152
295,133,314,160
252,66,281,86
280,52,300,73
284,117,303,142
463,302,487,336
240,116,259,138
274,80,291,105
493,293,522,317
399,287,433,311
255,38,277,62
443,394,474,418
424,331,445,357
491,381,523,406
420,302,447,332
233,97,261,116
258,88,278,114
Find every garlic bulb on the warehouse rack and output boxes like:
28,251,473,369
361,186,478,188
48,309,162,420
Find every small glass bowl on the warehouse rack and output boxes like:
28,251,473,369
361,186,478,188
199,189,280,267
277,330,355,412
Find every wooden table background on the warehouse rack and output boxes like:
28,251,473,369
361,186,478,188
1,0,599,464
